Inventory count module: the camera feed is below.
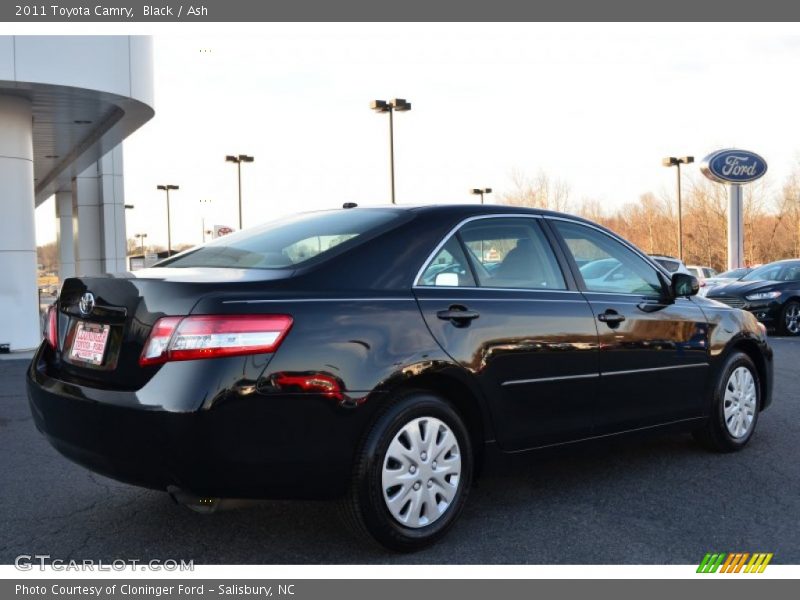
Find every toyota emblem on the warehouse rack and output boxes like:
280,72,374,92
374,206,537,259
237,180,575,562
79,292,95,316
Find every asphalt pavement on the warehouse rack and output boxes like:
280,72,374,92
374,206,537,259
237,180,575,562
2,338,799,564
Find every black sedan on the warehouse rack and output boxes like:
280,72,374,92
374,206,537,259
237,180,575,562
706,259,800,336
28,205,773,551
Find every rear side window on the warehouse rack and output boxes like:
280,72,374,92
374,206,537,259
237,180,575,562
417,237,476,287
158,209,402,270
417,217,566,290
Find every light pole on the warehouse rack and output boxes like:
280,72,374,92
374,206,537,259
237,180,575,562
199,198,212,242
156,184,179,255
225,154,254,229
134,233,148,257
470,187,492,204
371,98,411,204
662,156,694,261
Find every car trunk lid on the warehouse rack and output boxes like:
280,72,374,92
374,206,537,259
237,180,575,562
50,267,295,390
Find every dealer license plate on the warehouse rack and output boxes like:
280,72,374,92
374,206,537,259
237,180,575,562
69,321,110,366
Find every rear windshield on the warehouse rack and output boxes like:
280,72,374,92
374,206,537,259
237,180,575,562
158,209,402,270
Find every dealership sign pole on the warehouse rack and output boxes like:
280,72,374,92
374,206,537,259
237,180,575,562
700,149,767,270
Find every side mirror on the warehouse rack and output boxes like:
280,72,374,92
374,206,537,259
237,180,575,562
672,272,699,297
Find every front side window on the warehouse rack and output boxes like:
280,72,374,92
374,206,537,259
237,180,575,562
553,220,664,296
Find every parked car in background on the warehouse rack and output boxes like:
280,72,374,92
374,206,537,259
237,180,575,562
649,254,691,275
686,264,719,294
706,259,800,335
699,267,753,297
28,205,774,551
687,265,718,281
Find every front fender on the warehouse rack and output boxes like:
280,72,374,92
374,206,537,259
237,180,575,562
695,300,773,412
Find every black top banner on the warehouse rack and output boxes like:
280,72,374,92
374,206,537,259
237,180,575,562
3,0,800,22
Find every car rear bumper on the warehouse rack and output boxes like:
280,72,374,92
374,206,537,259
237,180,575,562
27,351,379,500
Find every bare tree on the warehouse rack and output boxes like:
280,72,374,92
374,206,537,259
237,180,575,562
499,169,571,212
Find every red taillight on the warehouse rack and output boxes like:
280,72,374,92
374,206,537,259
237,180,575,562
44,305,58,349
139,314,292,366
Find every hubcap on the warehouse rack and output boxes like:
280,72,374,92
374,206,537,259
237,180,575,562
786,304,800,334
723,366,757,439
381,416,462,529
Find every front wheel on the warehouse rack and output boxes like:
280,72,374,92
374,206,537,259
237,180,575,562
780,300,800,336
693,351,760,452
340,390,473,551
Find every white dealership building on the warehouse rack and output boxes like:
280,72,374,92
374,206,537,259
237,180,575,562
0,36,154,351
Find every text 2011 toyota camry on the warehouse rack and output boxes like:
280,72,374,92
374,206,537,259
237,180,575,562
28,205,773,551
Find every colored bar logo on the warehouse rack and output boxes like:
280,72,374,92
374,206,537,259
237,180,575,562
697,552,773,573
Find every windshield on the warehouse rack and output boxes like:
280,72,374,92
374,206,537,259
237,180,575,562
741,262,800,282
718,267,750,279
158,209,403,270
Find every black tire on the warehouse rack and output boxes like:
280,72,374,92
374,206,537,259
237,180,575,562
693,351,760,452
779,300,800,336
340,389,473,552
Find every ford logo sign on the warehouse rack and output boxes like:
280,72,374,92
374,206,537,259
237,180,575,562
78,292,95,316
700,149,767,184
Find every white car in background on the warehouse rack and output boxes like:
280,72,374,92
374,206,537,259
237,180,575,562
698,266,753,296
686,265,719,295
687,264,719,283
649,254,691,275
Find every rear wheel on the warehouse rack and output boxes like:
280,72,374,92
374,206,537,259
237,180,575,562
780,300,800,336
340,390,472,551
693,351,760,452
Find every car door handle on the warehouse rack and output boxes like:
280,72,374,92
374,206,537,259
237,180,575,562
437,306,480,326
597,310,626,325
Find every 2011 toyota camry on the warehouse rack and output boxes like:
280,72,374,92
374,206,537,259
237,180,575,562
27,204,773,551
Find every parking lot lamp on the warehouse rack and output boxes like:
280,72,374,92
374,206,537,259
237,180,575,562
371,98,411,204
471,188,492,204
225,154,254,229
134,232,148,257
662,156,694,261
199,199,212,242
156,184,179,255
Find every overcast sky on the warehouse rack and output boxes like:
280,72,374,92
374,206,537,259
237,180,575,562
34,24,800,247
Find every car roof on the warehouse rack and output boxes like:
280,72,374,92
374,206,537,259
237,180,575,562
338,203,607,227
762,258,800,265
